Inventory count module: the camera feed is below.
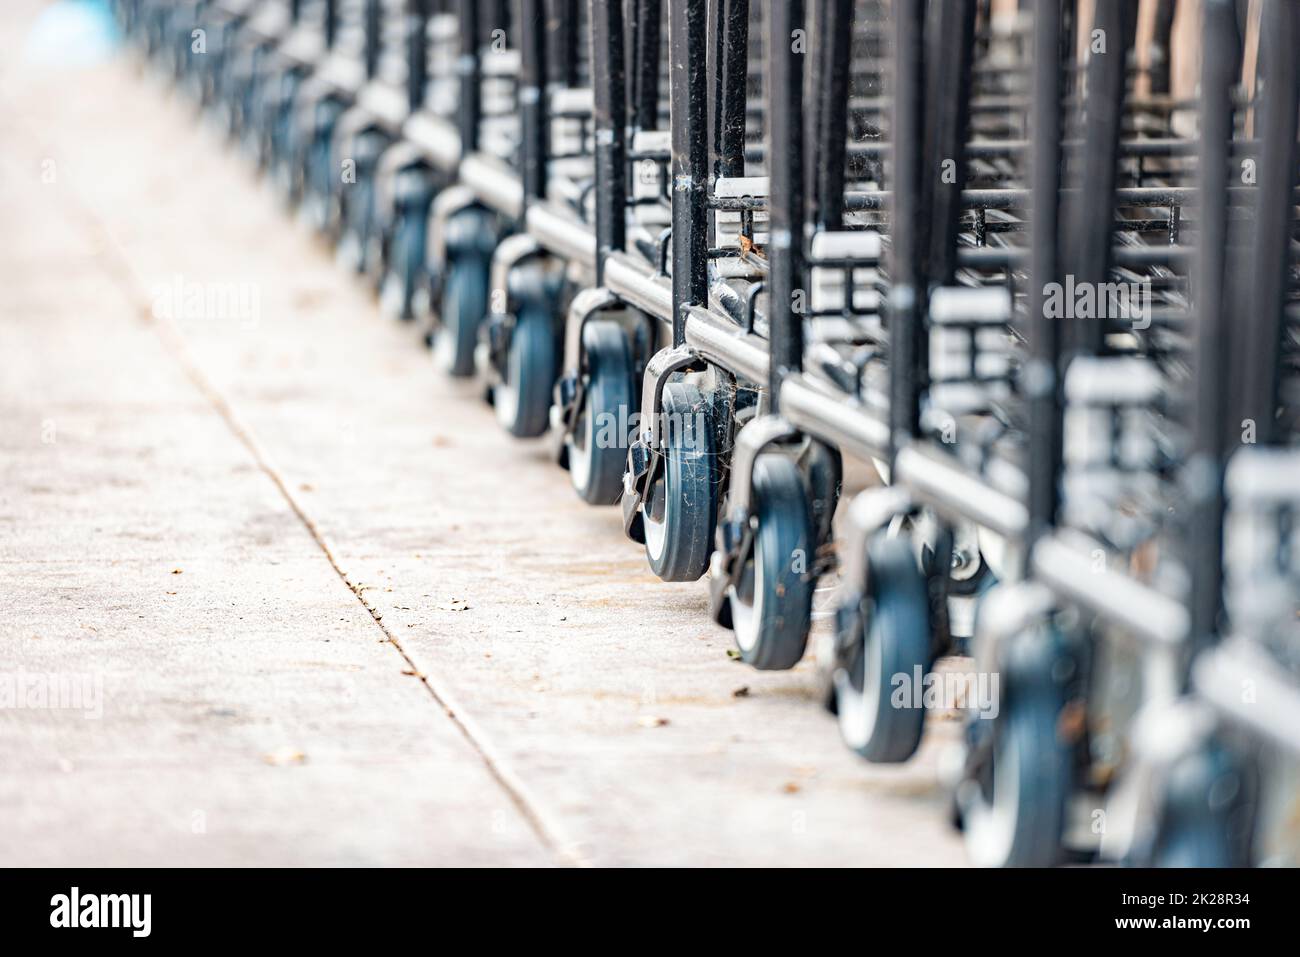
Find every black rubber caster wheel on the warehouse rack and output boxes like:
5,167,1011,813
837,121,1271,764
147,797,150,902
246,79,277,169
434,252,489,377
567,319,635,504
1149,742,1251,868
268,73,304,200
642,380,717,582
801,441,842,550
834,531,933,762
494,296,557,438
336,130,389,275
960,630,1073,867
380,172,434,321
380,209,426,320
302,102,345,233
727,453,815,671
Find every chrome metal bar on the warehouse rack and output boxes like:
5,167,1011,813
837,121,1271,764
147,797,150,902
403,111,462,171
525,203,597,264
603,252,672,321
1031,532,1189,649
780,377,890,463
682,306,768,385
460,153,524,218
893,443,1028,541
1194,640,1300,757
357,81,409,129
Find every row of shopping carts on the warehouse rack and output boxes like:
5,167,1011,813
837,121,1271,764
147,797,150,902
114,0,1300,866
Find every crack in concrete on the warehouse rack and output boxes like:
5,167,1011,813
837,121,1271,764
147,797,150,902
22,95,587,868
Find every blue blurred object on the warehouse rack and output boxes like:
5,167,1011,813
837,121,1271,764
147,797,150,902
24,0,120,67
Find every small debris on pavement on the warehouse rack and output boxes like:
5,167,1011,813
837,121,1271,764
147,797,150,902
263,747,306,767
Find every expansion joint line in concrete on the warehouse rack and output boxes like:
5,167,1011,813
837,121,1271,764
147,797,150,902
29,95,588,866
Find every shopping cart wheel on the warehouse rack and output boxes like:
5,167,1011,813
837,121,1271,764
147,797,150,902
494,295,557,438
380,208,425,320
245,78,275,169
215,56,243,139
728,454,814,671
960,630,1073,867
567,320,635,504
434,253,489,377
380,173,434,321
833,532,931,762
268,74,303,198
301,99,346,233
1149,742,1249,868
643,380,717,582
337,130,389,275
237,62,265,157
1152,817,1236,868
303,142,332,231
801,440,842,549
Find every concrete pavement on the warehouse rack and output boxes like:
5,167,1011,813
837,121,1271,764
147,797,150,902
0,1,965,866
